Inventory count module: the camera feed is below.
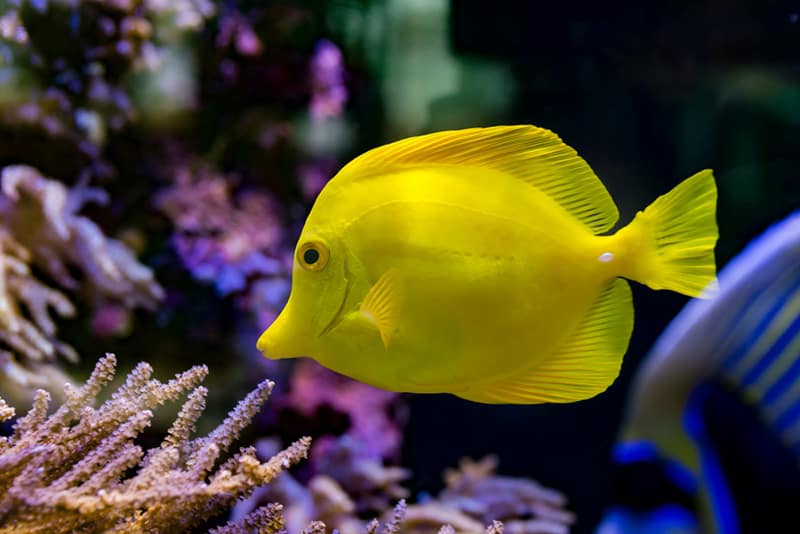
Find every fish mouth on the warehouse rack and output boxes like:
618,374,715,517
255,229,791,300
256,306,298,358
318,258,352,338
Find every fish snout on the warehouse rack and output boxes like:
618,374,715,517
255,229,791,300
256,329,281,359
256,311,305,360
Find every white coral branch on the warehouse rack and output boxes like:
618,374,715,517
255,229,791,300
0,165,164,309
0,165,165,399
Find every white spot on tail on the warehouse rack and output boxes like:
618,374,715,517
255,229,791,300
598,252,614,263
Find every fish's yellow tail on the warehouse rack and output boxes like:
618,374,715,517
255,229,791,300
616,169,718,297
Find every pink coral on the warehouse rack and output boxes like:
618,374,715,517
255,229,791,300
284,359,405,462
155,165,287,297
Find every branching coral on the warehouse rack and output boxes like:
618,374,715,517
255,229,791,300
233,437,406,532
0,353,310,533
312,436,411,513
0,165,163,398
272,361,409,519
0,227,76,363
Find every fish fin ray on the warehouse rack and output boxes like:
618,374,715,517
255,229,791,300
360,268,401,349
335,125,619,233
456,279,633,404
618,169,718,298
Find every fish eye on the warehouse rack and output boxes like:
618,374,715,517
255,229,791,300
297,241,329,272
304,248,319,265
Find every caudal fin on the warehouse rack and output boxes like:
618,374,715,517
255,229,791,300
619,170,718,297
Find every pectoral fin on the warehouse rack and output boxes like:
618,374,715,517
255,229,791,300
360,269,401,349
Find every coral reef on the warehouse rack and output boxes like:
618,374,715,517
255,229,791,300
312,436,410,514
234,442,575,534
152,34,350,324
0,0,347,339
0,165,162,399
0,354,573,534
233,436,410,531
429,456,575,533
273,360,410,523
0,353,309,533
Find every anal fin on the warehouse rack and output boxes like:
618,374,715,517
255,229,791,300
457,279,634,404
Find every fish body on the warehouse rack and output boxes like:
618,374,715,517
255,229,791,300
258,125,718,404
310,167,609,390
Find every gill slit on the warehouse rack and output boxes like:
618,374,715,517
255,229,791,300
318,257,353,338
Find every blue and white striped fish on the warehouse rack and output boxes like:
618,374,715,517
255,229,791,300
597,211,800,534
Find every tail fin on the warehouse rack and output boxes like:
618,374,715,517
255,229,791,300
617,169,718,297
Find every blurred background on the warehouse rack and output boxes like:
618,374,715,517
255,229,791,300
0,1,798,532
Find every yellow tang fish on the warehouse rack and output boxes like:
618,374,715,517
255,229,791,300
257,125,718,404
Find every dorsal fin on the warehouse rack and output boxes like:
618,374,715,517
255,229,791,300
333,125,619,234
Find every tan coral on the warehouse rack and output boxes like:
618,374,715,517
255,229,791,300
0,353,310,534
209,502,287,534
233,451,574,534
401,502,485,534
437,455,575,532
0,229,76,362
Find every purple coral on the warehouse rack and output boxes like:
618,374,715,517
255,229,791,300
309,39,347,121
297,158,339,201
155,166,287,297
216,11,263,57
